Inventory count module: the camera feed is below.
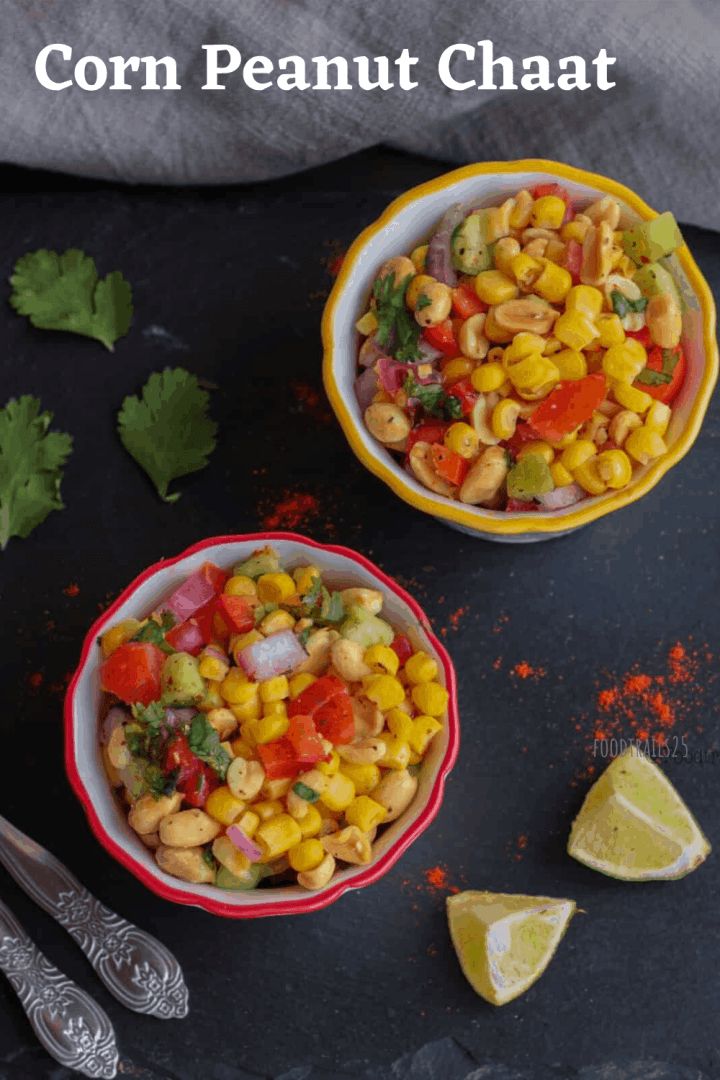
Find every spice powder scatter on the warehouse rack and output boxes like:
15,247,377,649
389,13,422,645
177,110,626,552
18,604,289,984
260,491,321,531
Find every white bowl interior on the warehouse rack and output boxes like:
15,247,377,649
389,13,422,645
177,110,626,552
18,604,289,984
71,539,452,912
329,168,706,531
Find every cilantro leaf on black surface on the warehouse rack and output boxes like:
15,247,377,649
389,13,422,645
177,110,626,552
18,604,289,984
0,396,73,551
10,249,132,351
118,368,217,503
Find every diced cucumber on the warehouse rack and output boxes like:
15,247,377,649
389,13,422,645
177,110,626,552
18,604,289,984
340,605,394,648
622,212,682,266
633,263,681,307
451,212,493,274
161,652,206,706
232,546,280,579
216,864,264,890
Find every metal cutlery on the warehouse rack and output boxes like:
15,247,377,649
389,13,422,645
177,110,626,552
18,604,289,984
0,897,118,1078
0,814,189,1020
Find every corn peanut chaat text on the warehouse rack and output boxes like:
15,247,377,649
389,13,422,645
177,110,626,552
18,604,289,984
355,185,686,511
99,549,446,892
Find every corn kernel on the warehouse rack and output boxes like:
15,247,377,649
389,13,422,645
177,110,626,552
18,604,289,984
613,382,652,414
206,707,237,740
561,219,590,243
475,270,519,305
224,574,258,597
503,332,547,368
406,273,436,310
230,694,262,723
263,702,288,719
293,565,321,595
645,400,671,436
289,672,317,699
603,341,647,384
289,838,325,873
254,799,284,822
554,310,598,351
442,356,474,384
410,244,429,272
506,353,560,395
532,259,572,303
444,422,480,459
386,707,415,741
560,439,597,472
411,682,449,717
240,718,259,746
355,310,378,336
230,736,254,759
259,609,296,636
573,457,607,495
101,619,142,658
565,285,604,318
550,461,574,487
259,676,289,703
198,650,230,682
532,194,566,230
491,398,522,440
298,803,323,838
236,810,260,838
471,361,506,393
404,651,438,685
595,313,626,348
517,441,554,466
340,762,381,796
362,674,405,711
509,189,533,229
552,348,587,381
255,814,303,861
261,777,293,800
317,748,340,776
205,786,246,826
596,449,633,489
254,714,289,744
625,426,667,465
364,644,399,676
378,734,411,771
256,573,296,605
212,835,251,877
410,715,443,755
510,252,542,289
346,795,387,833
320,772,356,812
220,668,251,704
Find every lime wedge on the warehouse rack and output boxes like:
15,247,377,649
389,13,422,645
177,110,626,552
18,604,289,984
447,891,576,1006
568,747,711,881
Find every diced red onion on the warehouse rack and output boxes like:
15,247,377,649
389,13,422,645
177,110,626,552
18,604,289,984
417,338,443,364
164,708,196,729
203,644,227,664
227,825,263,863
426,203,465,286
377,357,441,394
358,337,385,368
101,706,129,745
355,367,379,411
162,567,219,622
536,484,586,510
238,630,307,681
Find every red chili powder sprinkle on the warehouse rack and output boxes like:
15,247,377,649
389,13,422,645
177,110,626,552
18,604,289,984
63,583,80,597
28,672,44,691
262,492,320,531
512,661,546,680
327,251,346,278
290,381,332,424
448,606,468,631
424,865,460,894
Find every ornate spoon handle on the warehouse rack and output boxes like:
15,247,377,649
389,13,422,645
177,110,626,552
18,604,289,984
0,898,118,1078
0,814,188,1019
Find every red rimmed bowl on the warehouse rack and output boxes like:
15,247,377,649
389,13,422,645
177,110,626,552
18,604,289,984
65,533,459,918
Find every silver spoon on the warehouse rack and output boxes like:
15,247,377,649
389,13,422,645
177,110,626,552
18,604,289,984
0,815,189,1019
0,897,118,1078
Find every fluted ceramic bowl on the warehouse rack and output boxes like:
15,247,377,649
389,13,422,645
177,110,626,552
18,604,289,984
322,160,718,542
65,533,459,918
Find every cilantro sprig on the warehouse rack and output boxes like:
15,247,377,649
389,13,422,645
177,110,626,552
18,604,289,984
132,612,176,654
610,290,648,319
403,375,463,421
0,396,73,551
10,249,133,352
636,348,680,387
373,273,422,362
118,368,218,503
188,714,231,779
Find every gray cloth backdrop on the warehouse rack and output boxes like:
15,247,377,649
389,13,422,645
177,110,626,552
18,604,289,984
3,0,719,229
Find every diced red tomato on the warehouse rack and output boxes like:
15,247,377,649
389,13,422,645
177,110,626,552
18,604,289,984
180,763,217,808
506,498,540,512
165,620,205,656
626,326,652,347
287,675,347,719
100,642,165,706
215,594,256,635
528,373,607,442
391,634,414,666
634,345,686,404
423,320,459,357
429,444,469,487
406,422,448,456
315,694,355,745
564,240,583,284
163,733,198,784
257,739,299,780
193,600,218,644
446,378,478,417
504,421,542,458
286,715,328,765
451,284,487,320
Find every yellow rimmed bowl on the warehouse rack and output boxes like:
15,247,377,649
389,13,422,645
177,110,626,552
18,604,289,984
322,160,718,542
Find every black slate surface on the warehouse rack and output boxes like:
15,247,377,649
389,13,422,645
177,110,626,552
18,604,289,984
0,149,718,1080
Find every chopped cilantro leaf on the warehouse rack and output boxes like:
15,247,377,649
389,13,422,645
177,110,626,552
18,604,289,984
372,272,422,362
636,347,679,387
415,293,432,311
610,290,648,319
132,612,176,653
404,375,463,421
188,713,231,779
293,781,320,802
